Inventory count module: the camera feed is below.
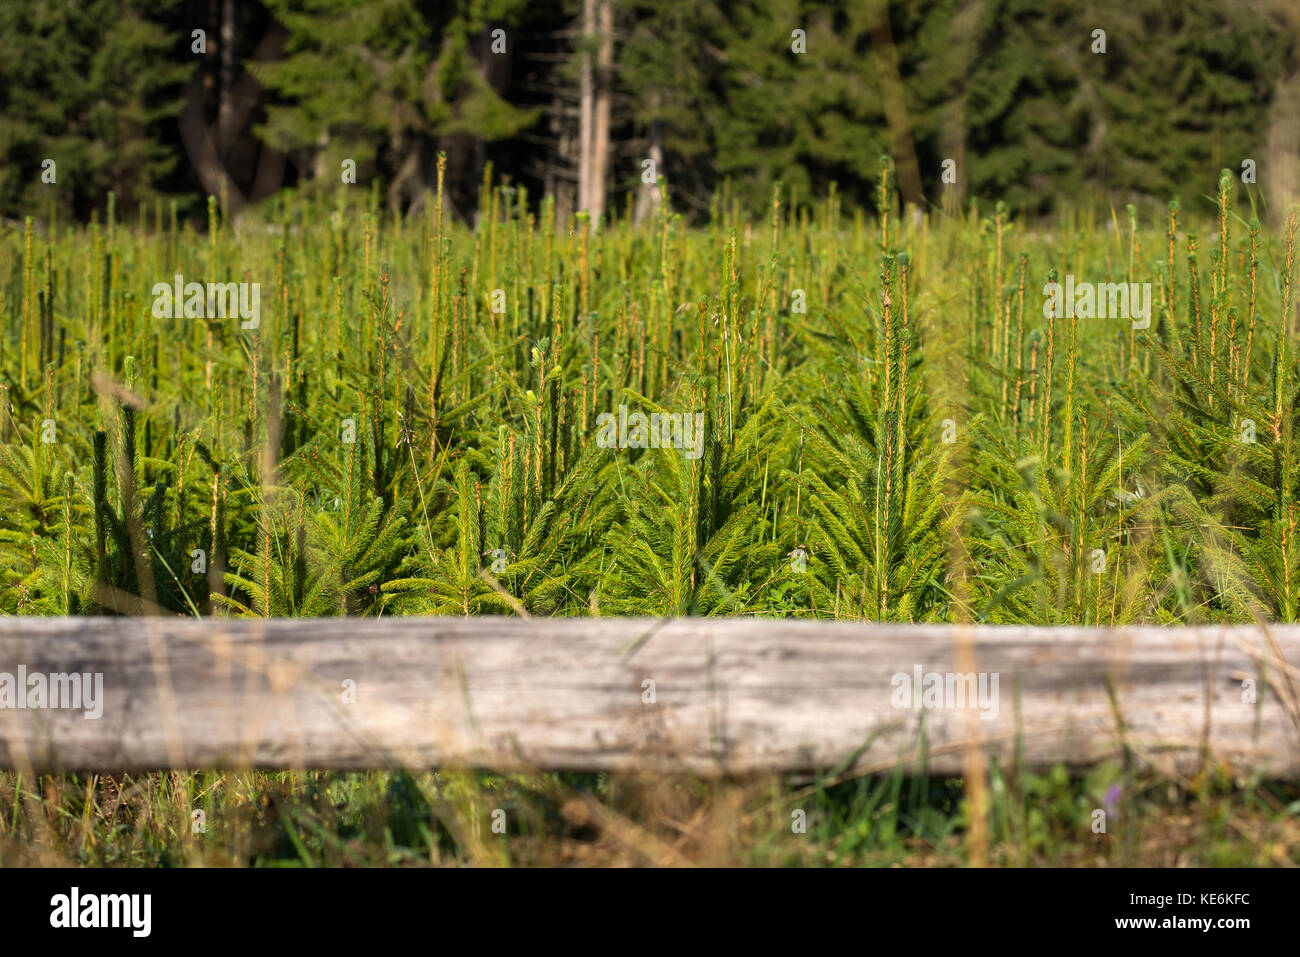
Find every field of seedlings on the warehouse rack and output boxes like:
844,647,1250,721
1,163,1299,866
2,165,1297,624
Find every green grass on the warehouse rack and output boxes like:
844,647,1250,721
3,764,1296,867
1,162,1298,865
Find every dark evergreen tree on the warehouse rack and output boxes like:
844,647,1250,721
253,0,540,216
0,0,186,220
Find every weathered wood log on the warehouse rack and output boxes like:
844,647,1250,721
0,617,1296,777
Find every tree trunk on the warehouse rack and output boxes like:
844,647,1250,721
578,0,595,219
1265,61,1300,227
218,0,236,155
868,0,925,211
635,119,663,224
589,0,614,225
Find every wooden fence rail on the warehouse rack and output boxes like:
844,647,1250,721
0,617,1298,776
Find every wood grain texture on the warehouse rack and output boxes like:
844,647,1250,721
0,617,1297,776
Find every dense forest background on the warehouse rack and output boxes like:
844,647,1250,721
1,0,1298,225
